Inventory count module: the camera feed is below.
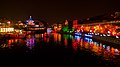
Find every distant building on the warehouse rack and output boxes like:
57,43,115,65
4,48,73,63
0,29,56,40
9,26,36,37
26,16,35,26
73,20,78,29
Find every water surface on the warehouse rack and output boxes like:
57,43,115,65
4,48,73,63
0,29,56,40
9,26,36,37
0,33,120,66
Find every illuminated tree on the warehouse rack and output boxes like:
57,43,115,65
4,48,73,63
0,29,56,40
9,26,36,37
62,26,74,33
62,26,69,32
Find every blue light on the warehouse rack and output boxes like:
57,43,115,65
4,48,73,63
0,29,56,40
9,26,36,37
84,37,90,41
47,28,52,33
89,39,93,42
84,34,93,37
75,35,81,39
75,32,82,36
29,17,33,20
26,16,35,24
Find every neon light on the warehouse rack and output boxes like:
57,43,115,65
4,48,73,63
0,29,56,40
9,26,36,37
89,39,93,42
75,35,81,39
26,37,35,50
84,37,90,41
84,34,93,37
75,32,82,35
62,26,68,32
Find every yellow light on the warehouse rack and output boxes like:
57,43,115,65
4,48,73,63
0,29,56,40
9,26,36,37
0,28,14,32
112,31,116,35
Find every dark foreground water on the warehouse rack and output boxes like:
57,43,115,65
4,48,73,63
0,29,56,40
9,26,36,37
0,33,120,66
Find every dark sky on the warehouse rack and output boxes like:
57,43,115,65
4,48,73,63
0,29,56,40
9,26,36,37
0,0,120,24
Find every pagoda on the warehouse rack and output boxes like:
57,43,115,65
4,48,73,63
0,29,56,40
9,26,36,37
26,16,35,25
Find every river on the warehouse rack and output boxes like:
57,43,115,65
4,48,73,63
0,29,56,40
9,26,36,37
0,33,120,66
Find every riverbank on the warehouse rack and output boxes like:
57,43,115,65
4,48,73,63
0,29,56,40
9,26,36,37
92,35,120,45
57,31,120,46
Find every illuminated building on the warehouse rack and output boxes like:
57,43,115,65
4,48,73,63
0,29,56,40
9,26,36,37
26,16,35,26
24,16,46,33
0,28,14,33
73,20,78,29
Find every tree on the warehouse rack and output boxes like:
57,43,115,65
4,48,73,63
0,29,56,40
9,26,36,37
62,26,69,32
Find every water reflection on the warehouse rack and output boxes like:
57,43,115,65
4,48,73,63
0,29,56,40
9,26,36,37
53,33,58,43
50,33,120,60
26,36,35,50
0,39,25,48
51,33,62,45
73,35,120,60
51,33,120,61
0,33,120,63
64,38,68,47
58,34,61,43
63,34,73,47
43,35,49,43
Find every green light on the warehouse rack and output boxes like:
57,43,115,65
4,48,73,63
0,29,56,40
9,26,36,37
62,26,69,32
63,34,69,39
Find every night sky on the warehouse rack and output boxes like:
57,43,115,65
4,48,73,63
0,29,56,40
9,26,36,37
0,0,120,24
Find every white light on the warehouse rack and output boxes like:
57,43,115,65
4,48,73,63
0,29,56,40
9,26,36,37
114,49,119,55
107,34,110,36
42,34,44,38
94,42,97,45
35,25,39,27
115,49,119,52
116,36,119,38
90,30,92,32
108,31,110,33
7,21,11,24
84,34,93,37
103,45,105,48
95,33,97,35
20,30,22,34
25,25,27,27
103,34,106,36
100,43,102,47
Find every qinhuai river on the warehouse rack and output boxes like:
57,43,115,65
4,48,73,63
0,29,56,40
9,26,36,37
0,33,120,66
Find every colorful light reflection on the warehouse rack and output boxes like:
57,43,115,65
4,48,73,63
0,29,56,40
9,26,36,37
26,36,35,50
72,35,120,59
